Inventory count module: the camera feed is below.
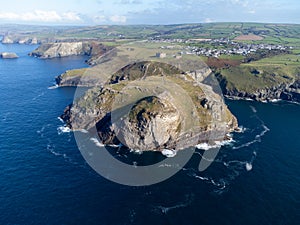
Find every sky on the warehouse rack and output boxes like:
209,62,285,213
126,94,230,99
0,0,299,25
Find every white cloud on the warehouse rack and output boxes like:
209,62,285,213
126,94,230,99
117,0,142,4
204,18,215,23
0,10,82,23
109,15,127,23
93,15,107,23
62,12,82,21
248,10,256,14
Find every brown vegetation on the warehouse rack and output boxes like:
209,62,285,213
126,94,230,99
234,34,264,41
206,57,241,69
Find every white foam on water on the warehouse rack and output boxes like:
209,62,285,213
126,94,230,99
57,117,64,123
32,92,45,101
245,162,253,171
157,194,194,214
195,143,212,150
57,126,71,135
48,84,58,89
129,148,143,154
161,149,177,157
235,126,248,133
270,99,281,103
233,124,270,150
109,144,123,148
90,137,105,147
250,105,257,113
196,138,234,151
194,175,209,181
46,141,81,166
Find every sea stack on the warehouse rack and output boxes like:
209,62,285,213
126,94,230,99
0,52,19,59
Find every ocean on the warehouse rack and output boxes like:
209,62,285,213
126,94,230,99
0,43,299,225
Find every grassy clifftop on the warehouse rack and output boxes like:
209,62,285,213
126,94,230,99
216,53,300,93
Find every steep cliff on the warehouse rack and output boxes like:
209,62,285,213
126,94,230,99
216,66,300,103
2,35,39,44
29,41,112,60
62,62,238,151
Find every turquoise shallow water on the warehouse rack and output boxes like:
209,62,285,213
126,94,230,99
0,43,299,225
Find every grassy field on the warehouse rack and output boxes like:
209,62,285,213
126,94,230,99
4,23,298,96
217,53,300,93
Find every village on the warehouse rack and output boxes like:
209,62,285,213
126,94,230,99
149,37,289,58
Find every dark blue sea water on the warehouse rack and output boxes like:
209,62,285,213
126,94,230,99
0,43,299,225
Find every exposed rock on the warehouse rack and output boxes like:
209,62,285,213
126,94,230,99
2,36,14,44
217,72,300,103
116,95,181,150
1,35,40,44
62,62,238,151
0,52,19,59
31,37,38,45
29,41,112,61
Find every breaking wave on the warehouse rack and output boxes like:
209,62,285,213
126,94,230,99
195,138,234,151
48,84,59,89
57,126,71,135
90,137,105,147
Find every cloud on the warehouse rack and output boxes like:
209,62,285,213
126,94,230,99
109,15,127,23
204,18,215,23
93,15,107,23
116,0,142,4
248,10,256,14
0,10,82,23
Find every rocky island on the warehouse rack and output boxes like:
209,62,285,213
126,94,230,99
0,52,19,59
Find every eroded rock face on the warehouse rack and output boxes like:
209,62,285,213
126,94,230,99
29,41,108,58
1,35,40,44
29,42,88,58
114,96,181,150
2,36,14,44
61,62,238,151
216,72,300,103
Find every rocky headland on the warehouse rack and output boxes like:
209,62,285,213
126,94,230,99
2,35,39,45
61,61,238,151
29,41,112,62
216,69,300,103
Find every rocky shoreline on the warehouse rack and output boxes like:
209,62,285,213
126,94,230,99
217,75,300,103
60,61,238,152
29,41,112,63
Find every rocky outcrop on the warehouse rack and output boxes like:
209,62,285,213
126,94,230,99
0,52,18,59
2,35,40,44
2,36,14,44
62,62,238,151
29,41,112,61
217,73,300,103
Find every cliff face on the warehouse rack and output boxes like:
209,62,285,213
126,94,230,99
62,62,238,151
29,42,89,58
29,41,112,60
217,73,300,103
2,36,14,44
2,35,39,44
